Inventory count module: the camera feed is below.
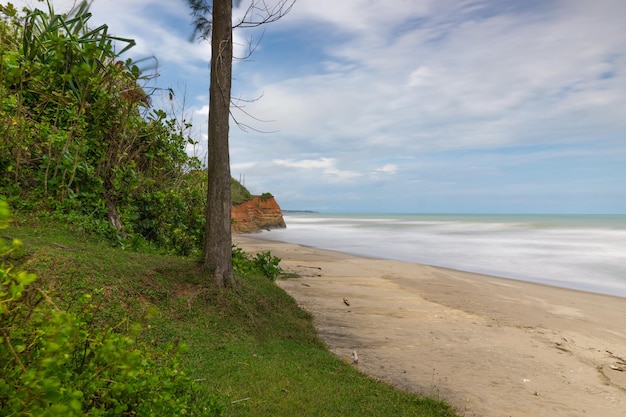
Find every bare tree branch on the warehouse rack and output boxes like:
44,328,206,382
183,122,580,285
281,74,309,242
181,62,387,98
234,30,265,62
229,93,280,134
235,0,296,29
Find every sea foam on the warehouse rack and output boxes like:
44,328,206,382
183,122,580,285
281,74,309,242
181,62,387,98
255,213,626,298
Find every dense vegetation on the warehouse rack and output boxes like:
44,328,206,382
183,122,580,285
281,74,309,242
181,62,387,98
0,1,252,256
1,202,225,415
0,2,457,416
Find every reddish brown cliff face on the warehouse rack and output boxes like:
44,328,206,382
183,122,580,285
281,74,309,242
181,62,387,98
231,196,286,233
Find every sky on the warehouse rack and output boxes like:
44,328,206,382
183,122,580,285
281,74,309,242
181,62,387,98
9,0,626,213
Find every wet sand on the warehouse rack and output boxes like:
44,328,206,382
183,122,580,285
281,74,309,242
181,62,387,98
234,235,626,417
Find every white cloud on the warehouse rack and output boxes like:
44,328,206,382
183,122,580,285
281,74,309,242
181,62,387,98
272,158,361,181
285,0,433,34
374,164,398,174
226,0,626,211
273,158,334,169
234,0,626,158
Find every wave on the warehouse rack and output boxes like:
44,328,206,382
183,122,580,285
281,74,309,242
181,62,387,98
256,213,626,298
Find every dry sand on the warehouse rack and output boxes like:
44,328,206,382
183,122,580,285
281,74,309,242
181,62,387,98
234,235,626,417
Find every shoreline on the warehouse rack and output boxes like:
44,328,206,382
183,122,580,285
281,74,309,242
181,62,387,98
234,234,626,417
262,212,626,299
249,234,626,299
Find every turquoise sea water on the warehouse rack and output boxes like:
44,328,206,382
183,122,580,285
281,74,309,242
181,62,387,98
254,213,626,298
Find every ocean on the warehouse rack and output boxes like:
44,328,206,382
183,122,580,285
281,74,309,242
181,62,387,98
253,213,626,298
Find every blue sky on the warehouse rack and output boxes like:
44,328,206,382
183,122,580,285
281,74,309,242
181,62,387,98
12,0,626,213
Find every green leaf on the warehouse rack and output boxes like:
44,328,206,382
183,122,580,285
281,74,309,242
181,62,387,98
17,271,37,286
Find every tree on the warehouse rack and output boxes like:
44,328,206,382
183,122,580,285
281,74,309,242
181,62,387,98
187,0,295,288
204,0,234,287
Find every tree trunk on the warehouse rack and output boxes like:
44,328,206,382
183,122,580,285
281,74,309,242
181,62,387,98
204,0,234,287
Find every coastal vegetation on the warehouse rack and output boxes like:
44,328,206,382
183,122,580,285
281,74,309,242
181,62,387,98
0,2,457,416
0,0,209,256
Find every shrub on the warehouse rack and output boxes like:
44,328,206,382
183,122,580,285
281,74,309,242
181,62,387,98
0,202,222,416
232,245,282,281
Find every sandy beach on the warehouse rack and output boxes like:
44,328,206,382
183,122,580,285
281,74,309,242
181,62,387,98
234,235,626,417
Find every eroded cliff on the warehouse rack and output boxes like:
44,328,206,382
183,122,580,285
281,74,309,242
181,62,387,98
231,196,286,233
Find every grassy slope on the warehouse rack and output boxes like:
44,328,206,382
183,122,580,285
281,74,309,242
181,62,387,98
8,217,457,417
231,178,252,205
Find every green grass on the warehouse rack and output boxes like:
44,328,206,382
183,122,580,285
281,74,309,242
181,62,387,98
8,216,458,417
231,178,252,205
